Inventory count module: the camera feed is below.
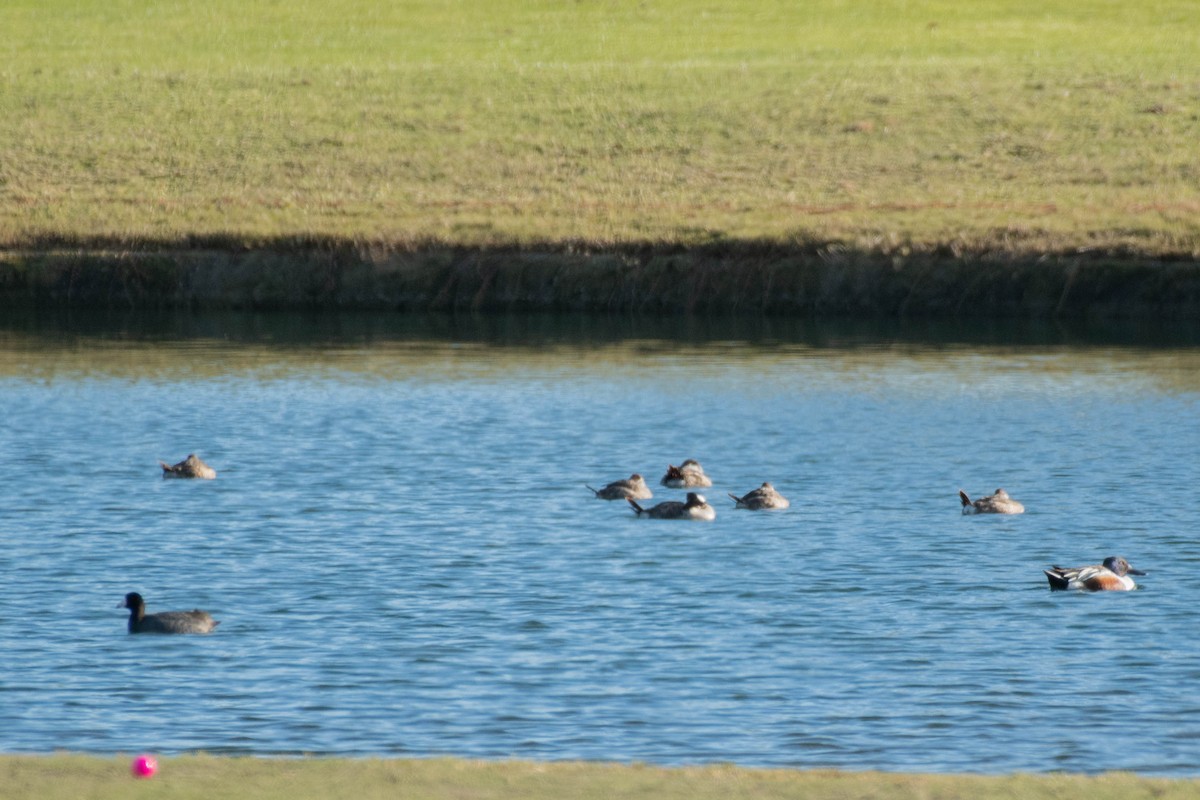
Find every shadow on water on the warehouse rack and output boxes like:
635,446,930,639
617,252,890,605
3,308,1200,350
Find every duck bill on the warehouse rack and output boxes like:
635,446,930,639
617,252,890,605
1128,567,1147,576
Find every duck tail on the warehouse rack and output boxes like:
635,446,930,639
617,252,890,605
1044,568,1070,591
958,490,971,507
584,484,600,497
159,461,173,473
728,492,741,505
627,498,644,515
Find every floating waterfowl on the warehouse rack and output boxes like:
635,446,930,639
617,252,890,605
119,592,220,634
729,481,790,510
628,492,716,521
959,488,1023,515
585,473,653,500
1044,557,1146,592
159,454,217,480
660,459,713,488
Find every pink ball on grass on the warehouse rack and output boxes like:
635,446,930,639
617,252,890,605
131,754,158,778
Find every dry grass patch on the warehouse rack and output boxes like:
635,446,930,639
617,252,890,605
3,756,1199,800
1,1,1198,255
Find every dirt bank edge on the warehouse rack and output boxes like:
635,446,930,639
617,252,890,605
2,242,1197,317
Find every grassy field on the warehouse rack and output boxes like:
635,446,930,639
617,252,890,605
4,755,1200,800
1,0,1198,255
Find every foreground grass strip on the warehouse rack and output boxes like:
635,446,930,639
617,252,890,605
1,0,1198,254
2,756,1198,800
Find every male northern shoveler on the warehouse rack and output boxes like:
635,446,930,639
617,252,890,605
160,454,217,480
119,592,220,634
1044,556,1146,592
660,459,713,488
729,481,790,510
585,473,653,500
959,488,1023,515
628,492,716,521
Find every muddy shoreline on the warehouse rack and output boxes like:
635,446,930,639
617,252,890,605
1,243,1197,317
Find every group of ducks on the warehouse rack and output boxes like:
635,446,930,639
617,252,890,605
116,455,223,634
585,459,789,522
956,487,1146,592
589,462,1147,594
123,454,1147,637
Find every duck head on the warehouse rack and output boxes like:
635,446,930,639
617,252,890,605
1103,556,1146,577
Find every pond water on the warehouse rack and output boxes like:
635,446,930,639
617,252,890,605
1,311,1199,775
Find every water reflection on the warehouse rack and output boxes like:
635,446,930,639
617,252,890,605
2,311,1199,393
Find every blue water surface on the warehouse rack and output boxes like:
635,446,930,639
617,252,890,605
1,313,1198,774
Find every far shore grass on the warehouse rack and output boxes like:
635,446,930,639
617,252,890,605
4,755,1200,800
2,1,1199,257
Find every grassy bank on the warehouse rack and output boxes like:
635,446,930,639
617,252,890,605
3,755,1199,800
2,0,1199,255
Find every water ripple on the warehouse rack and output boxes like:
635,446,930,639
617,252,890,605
1,321,1199,774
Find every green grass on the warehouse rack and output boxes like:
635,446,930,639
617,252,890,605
1,1,1198,254
3,755,1200,800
